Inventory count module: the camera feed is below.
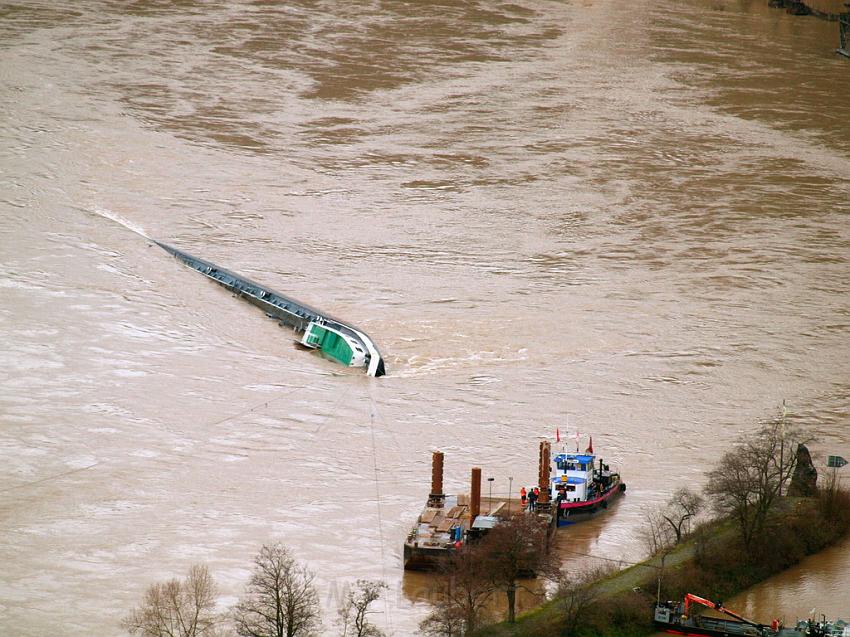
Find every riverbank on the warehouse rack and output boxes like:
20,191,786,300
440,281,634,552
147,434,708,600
480,489,850,636
797,0,848,20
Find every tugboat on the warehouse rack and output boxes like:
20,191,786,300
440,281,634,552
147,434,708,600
550,436,626,525
653,593,850,637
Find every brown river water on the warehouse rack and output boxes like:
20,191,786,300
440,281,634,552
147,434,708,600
1,1,849,634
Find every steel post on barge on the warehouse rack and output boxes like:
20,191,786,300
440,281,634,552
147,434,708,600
403,448,556,571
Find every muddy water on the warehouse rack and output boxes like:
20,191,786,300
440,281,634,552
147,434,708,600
728,532,850,623
1,0,848,634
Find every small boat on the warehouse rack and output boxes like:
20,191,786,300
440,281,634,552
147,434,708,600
550,437,625,525
154,240,386,376
654,593,850,637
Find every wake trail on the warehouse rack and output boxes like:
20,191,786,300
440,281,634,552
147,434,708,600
89,206,152,241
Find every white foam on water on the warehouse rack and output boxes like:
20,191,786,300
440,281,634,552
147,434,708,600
90,206,150,240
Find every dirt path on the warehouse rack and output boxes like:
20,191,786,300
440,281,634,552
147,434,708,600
593,539,696,597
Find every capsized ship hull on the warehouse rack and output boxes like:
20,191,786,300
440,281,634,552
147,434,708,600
154,241,386,376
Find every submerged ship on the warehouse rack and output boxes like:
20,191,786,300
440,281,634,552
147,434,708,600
154,241,386,376
654,594,850,637
550,437,626,525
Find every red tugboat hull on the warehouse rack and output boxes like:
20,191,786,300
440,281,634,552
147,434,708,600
556,480,626,525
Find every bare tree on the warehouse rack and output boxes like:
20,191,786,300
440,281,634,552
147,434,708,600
639,508,678,604
122,564,220,637
418,604,462,637
639,487,703,598
337,579,387,637
419,544,495,636
555,564,613,637
479,514,553,624
705,414,807,552
661,488,703,544
639,508,677,557
233,543,321,637
816,467,850,523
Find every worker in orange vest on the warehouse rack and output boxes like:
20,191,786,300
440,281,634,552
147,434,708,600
520,486,527,509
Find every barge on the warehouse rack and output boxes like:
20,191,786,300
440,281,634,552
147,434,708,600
404,445,556,571
154,241,385,376
403,454,486,570
654,593,849,637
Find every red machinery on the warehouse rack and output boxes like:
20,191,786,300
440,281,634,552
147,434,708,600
683,593,765,630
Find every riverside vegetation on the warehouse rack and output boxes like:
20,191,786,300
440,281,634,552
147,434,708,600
121,412,849,637
122,542,387,637
471,414,850,637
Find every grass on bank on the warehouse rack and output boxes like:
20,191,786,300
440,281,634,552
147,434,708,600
479,486,850,637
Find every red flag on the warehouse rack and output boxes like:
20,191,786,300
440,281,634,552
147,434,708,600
585,436,593,454
556,428,560,442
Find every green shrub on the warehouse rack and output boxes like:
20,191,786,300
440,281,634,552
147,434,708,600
484,489,850,637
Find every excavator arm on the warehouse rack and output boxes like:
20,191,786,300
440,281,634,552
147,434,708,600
683,593,765,629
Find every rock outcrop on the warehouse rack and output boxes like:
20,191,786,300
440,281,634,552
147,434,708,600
788,443,818,497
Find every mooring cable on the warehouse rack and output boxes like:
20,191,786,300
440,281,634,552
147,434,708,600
366,386,394,634
0,462,101,495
